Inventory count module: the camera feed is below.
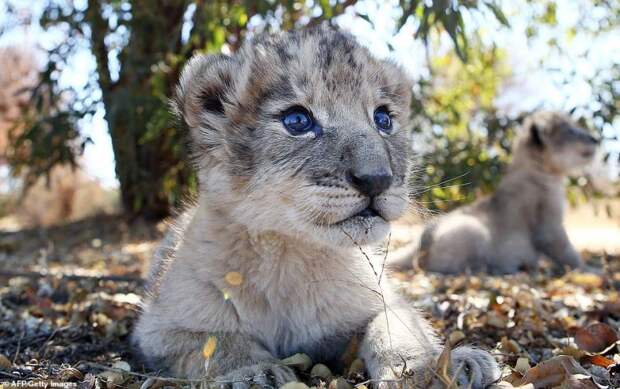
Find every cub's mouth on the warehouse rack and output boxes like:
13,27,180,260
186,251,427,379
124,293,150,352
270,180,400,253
334,205,387,226
353,206,383,219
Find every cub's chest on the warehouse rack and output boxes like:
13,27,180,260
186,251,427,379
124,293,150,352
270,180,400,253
233,271,379,361
231,256,379,344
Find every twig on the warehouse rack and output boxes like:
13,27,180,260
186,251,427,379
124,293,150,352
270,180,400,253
0,370,21,379
340,228,394,351
13,328,25,364
378,232,391,285
0,270,145,284
38,325,67,354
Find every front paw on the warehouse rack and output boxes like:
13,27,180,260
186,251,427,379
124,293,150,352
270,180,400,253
212,363,297,389
449,347,500,388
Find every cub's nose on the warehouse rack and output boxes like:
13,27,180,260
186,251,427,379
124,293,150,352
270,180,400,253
349,170,393,197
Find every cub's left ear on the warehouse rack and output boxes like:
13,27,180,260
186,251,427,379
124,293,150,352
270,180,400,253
520,115,547,150
529,122,544,148
172,53,239,152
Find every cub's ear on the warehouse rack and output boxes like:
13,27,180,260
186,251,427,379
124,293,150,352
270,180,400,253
529,123,544,148
172,53,238,149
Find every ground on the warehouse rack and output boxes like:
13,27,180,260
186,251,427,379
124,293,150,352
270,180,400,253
0,213,619,389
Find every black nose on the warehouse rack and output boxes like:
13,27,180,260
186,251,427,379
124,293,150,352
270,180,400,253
349,170,393,197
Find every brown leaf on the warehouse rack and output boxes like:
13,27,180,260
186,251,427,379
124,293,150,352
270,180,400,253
575,322,619,353
0,354,12,371
560,374,598,389
501,336,521,354
516,355,590,388
585,354,614,368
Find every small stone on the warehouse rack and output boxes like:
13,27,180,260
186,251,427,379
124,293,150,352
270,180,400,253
280,383,310,389
500,336,521,354
328,378,353,389
515,357,530,374
310,363,332,380
486,311,508,328
281,353,313,371
347,358,365,377
100,371,127,389
112,360,131,372
448,330,466,346
0,354,12,370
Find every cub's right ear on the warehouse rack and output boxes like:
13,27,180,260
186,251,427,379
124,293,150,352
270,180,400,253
172,53,237,134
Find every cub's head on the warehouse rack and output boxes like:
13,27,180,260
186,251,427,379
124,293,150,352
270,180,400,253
517,111,599,175
174,26,413,248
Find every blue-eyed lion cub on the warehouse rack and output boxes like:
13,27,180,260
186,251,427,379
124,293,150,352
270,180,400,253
133,26,500,388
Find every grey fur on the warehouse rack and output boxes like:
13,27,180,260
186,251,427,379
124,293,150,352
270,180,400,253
133,26,500,388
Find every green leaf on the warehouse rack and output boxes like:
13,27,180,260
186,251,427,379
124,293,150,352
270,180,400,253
485,2,510,27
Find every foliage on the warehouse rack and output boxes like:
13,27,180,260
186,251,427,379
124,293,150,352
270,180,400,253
410,0,620,211
410,40,517,210
397,0,510,61
3,0,512,218
2,0,618,218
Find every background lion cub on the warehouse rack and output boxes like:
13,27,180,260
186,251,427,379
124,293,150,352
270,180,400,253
132,26,499,388
419,111,599,274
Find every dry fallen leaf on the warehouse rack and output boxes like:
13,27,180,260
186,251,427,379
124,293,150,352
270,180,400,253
585,354,615,368
202,336,217,359
224,271,243,286
560,373,599,389
448,330,466,346
0,354,12,370
501,336,521,354
574,322,618,354
516,355,590,388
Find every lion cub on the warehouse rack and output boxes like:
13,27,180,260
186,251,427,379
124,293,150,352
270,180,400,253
132,26,499,388
419,111,599,274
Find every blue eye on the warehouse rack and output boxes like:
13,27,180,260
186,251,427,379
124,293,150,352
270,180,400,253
282,107,316,135
374,107,392,133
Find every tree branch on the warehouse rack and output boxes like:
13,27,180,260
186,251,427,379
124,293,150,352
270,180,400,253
86,0,113,92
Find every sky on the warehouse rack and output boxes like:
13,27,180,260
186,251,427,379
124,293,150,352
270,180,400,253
0,0,618,188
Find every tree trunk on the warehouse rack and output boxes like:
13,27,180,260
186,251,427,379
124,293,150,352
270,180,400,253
89,0,190,219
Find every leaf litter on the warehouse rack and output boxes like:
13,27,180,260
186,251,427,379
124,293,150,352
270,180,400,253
0,216,619,388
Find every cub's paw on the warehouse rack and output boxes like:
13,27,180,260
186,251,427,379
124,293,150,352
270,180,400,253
212,363,297,389
450,346,500,388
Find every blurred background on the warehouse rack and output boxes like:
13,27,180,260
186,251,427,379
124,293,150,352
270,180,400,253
0,0,618,233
